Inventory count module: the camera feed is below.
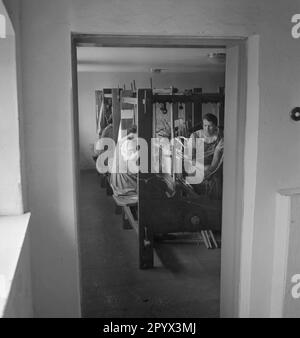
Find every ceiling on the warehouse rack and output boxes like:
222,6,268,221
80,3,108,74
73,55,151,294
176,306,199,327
77,47,226,73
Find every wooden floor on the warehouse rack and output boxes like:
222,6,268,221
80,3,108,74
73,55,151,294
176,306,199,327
79,169,221,318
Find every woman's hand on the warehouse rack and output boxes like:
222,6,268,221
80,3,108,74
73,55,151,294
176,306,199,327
157,119,171,138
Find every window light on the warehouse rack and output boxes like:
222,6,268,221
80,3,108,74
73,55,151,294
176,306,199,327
0,14,6,38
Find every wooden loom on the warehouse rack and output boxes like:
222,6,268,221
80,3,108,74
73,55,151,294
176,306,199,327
111,87,225,269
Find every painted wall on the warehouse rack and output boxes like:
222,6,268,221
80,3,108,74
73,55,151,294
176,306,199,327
78,71,225,169
249,3,300,317
4,0,300,317
13,0,81,318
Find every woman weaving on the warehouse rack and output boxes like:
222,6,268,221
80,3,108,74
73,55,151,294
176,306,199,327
192,113,224,199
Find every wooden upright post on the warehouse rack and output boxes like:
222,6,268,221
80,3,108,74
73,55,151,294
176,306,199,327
112,88,121,144
137,88,154,269
193,88,203,127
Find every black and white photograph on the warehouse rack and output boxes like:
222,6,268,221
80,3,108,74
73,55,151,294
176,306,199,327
0,0,300,322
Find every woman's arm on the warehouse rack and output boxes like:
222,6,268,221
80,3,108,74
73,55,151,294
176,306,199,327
204,138,224,178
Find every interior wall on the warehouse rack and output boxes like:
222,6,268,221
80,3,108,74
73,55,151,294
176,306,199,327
15,0,81,318
249,5,300,317
6,0,300,317
78,71,225,170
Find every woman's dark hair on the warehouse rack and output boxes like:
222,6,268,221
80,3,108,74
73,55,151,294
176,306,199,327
203,113,218,127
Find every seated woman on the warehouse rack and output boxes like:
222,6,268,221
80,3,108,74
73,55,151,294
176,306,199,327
110,126,138,197
192,113,224,199
95,115,113,173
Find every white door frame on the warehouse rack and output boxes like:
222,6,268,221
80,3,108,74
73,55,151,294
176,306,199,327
71,34,259,318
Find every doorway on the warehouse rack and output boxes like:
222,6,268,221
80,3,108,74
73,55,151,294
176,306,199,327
71,35,247,318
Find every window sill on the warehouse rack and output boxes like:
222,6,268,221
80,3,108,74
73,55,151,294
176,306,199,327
0,213,31,317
